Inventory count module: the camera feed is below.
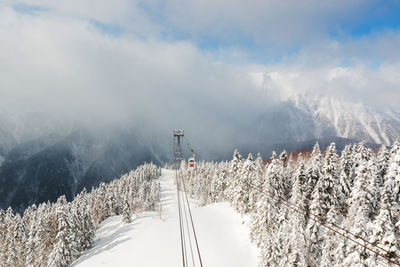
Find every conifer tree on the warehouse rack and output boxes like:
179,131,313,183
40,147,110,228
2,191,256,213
232,153,253,214
343,144,377,266
320,205,343,267
106,189,118,216
0,209,6,265
266,204,287,266
305,143,342,266
321,142,341,209
48,196,75,267
25,204,38,266
247,154,264,211
251,194,282,267
284,152,295,199
210,169,221,203
215,168,228,201
265,151,285,199
122,199,132,224
385,141,400,204
376,144,389,187
252,151,285,266
97,183,107,223
254,153,265,190
4,207,18,266
296,154,308,200
282,166,307,267
249,194,268,247
35,203,52,266
338,145,353,215
339,144,355,186
305,142,322,200
82,206,95,251
14,213,26,266
227,149,243,201
369,192,400,265
305,178,328,266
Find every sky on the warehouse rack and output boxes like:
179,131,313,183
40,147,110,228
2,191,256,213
1,0,400,152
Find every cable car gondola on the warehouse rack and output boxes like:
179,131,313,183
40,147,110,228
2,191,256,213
188,157,196,167
188,148,196,167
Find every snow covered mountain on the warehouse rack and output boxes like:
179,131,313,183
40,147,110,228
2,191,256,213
252,72,400,147
286,91,400,145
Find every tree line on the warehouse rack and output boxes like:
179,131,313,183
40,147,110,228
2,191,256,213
181,141,400,266
0,163,161,267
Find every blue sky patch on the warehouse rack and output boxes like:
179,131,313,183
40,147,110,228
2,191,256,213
13,3,45,16
90,20,124,37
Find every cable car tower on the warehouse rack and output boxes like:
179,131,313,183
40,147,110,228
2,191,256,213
173,130,184,169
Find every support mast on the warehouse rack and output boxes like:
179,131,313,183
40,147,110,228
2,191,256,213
173,130,184,169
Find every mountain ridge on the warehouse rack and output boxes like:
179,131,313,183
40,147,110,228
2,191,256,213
255,71,400,145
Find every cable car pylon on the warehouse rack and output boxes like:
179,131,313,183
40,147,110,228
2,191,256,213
173,130,184,169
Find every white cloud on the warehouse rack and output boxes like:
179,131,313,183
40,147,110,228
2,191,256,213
14,0,133,22
0,5,272,152
0,1,399,152
249,63,400,110
11,0,162,38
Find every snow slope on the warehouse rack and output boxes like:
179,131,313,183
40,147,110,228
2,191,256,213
71,169,259,267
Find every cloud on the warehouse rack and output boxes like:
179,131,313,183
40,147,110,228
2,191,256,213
0,5,274,154
249,62,400,110
0,1,399,156
13,0,133,22
10,0,162,38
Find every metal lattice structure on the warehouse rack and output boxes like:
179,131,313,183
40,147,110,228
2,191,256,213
173,130,184,169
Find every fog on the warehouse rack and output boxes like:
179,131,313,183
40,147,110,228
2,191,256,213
1,2,400,158
0,5,273,155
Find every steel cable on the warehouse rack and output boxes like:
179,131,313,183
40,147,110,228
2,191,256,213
176,168,187,267
182,188,197,267
180,171,204,267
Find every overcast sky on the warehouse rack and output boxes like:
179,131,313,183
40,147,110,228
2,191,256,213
1,0,400,151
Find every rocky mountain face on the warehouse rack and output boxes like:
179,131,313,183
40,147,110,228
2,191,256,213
250,72,400,151
286,92,400,145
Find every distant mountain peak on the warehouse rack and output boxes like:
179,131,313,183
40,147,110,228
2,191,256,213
252,71,400,145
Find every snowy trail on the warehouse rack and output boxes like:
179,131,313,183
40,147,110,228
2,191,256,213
71,169,259,267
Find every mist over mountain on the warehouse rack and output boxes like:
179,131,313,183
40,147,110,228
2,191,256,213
0,126,168,212
1,80,399,212
251,72,400,147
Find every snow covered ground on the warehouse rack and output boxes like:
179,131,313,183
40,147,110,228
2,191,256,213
71,169,259,267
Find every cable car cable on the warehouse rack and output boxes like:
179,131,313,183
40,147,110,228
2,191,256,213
180,186,189,267
180,170,204,267
182,182,196,267
181,189,189,267
176,168,187,267
184,137,203,161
